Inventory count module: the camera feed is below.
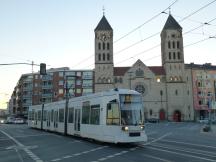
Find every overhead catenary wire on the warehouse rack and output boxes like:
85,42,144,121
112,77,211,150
73,0,216,69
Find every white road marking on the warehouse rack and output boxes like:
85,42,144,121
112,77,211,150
90,149,130,162
141,153,172,162
143,132,172,146
157,138,216,149
148,146,216,162
152,143,216,158
50,146,108,161
0,130,43,162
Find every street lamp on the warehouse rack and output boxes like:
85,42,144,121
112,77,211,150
64,75,76,135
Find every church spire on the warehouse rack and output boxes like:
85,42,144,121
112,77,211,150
162,14,182,31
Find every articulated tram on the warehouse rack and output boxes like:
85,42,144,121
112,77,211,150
28,89,147,143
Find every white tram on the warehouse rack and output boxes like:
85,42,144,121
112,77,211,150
28,89,147,143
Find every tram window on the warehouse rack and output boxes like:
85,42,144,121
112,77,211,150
51,110,54,122
59,109,64,122
82,101,90,124
43,110,47,121
106,103,120,125
90,104,100,125
32,111,35,121
68,108,74,123
38,111,41,121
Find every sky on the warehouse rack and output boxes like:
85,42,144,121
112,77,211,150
0,0,216,109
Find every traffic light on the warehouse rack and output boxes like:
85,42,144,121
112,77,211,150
40,63,46,75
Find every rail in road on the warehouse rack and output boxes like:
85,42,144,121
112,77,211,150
0,123,216,162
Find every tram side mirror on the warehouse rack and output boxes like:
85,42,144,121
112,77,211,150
110,99,117,103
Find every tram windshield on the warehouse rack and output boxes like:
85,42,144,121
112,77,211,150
120,94,144,126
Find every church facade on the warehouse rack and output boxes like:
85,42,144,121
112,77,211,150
94,14,216,122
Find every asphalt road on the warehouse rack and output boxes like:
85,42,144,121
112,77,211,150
0,122,216,162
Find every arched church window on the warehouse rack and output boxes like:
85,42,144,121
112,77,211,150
172,41,175,48
168,41,171,49
107,43,110,50
103,42,105,50
103,53,105,61
98,43,101,50
178,52,181,59
177,41,180,48
173,52,176,59
98,53,101,61
169,52,171,60
135,69,144,77
107,53,110,61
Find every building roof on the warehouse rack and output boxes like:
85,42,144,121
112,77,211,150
95,15,113,31
162,14,182,30
185,63,216,70
114,66,165,76
114,67,130,76
149,66,166,75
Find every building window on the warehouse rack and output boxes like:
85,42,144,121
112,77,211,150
103,53,105,61
98,43,101,50
199,100,202,105
59,89,63,94
160,90,163,96
168,41,171,49
169,52,171,60
107,43,110,50
59,72,64,77
114,77,118,83
172,41,175,48
178,52,181,59
119,77,123,83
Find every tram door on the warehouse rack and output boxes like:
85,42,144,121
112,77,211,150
54,111,58,130
74,109,81,132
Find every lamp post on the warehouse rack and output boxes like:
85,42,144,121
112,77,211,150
64,75,76,135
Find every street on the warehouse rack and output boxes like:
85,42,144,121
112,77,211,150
0,122,216,162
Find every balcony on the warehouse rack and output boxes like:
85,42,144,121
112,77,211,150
42,84,52,89
42,93,53,98
42,75,53,81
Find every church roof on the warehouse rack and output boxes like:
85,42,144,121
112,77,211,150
162,14,182,30
148,66,166,75
114,66,165,76
95,15,113,31
114,67,130,76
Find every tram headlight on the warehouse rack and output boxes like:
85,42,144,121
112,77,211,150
140,125,145,130
122,126,129,131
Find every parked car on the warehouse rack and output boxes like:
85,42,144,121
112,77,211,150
147,118,159,123
14,118,24,124
5,117,15,124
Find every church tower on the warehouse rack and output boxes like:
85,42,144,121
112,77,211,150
161,14,189,121
161,14,185,82
94,15,114,92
